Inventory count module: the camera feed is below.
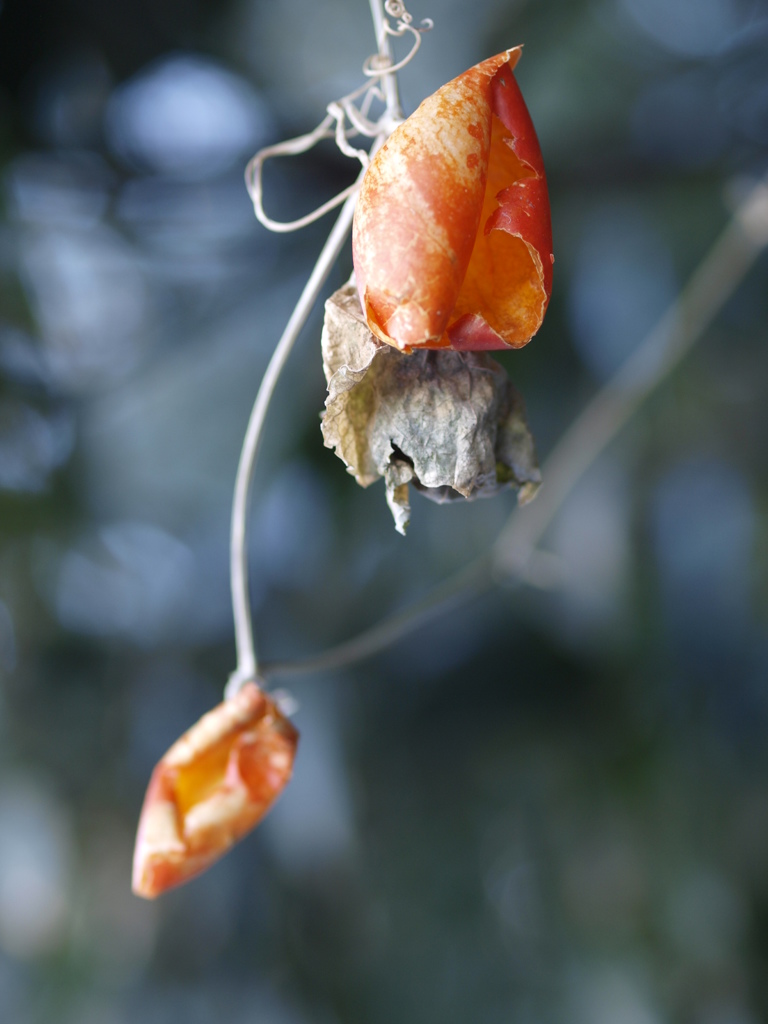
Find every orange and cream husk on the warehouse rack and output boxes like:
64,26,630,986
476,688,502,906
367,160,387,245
132,683,297,899
353,47,553,352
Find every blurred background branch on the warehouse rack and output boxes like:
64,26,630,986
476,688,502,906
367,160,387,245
263,173,768,678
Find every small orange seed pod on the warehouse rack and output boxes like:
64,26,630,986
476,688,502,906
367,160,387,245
132,683,297,899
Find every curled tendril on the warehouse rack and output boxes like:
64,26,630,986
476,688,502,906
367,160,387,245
384,0,434,34
245,2,432,234
363,1,433,77
361,25,424,77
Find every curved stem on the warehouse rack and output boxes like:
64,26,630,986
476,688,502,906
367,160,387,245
228,0,409,696
227,183,362,695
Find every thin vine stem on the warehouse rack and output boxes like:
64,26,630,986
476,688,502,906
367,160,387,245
227,0,410,697
259,175,768,681
261,555,494,679
369,0,403,122
227,186,362,696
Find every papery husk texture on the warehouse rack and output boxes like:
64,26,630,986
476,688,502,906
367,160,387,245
321,281,541,534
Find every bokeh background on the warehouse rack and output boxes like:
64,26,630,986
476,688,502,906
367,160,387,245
1,0,768,1020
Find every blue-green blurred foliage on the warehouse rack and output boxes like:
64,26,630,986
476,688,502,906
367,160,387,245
0,0,767,1020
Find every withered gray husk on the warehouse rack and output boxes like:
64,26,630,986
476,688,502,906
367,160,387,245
321,282,541,534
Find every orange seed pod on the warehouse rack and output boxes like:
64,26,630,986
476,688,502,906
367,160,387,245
353,47,553,352
132,683,297,899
